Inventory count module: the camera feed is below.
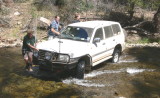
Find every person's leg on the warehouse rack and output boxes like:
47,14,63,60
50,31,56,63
24,53,29,70
28,52,33,71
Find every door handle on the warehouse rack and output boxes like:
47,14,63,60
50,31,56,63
113,39,115,41
102,43,106,45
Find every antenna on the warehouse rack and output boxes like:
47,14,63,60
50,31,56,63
59,34,61,53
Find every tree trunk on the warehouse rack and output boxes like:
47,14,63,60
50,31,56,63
153,6,160,33
128,2,135,21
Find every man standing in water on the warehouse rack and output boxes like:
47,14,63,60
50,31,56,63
48,15,61,39
22,29,39,72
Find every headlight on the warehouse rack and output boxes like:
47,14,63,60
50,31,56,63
57,54,69,63
45,52,52,60
70,58,79,63
33,51,38,57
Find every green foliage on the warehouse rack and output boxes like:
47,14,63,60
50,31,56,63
137,37,160,44
30,6,37,18
112,0,160,10
138,37,150,43
57,0,94,23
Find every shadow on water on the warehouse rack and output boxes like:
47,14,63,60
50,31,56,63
127,47,160,67
131,75,160,98
127,47,160,98
0,47,24,97
44,87,82,98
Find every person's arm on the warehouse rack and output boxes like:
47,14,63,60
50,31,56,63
26,37,39,51
51,28,60,35
28,44,39,51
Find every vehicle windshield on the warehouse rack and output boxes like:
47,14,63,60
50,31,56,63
60,26,93,42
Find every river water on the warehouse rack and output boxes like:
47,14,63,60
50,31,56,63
0,47,160,98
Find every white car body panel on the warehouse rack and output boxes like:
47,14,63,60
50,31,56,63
37,38,90,58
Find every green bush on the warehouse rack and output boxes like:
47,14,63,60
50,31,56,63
137,37,160,43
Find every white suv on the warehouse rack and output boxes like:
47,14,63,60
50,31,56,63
33,21,125,79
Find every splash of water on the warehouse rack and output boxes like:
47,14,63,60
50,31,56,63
63,78,105,87
126,68,155,74
118,60,139,63
84,69,124,78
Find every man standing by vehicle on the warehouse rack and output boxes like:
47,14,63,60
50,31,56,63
48,15,61,39
22,29,39,71
72,14,81,23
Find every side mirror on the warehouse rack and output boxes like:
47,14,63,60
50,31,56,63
93,38,101,43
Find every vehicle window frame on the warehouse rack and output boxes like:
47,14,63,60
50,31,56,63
111,24,121,35
103,26,114,39
93,27,104,42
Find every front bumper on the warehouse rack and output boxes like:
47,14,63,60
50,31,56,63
34,59,78,72
33,50,79,72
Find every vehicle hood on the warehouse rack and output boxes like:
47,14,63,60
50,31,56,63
37,38,90,58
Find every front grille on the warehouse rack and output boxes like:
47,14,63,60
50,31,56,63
38,50,46,60
52,53,58,61
38,50,58,61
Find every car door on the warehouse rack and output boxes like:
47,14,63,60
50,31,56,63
90,27,107,66
103,25,116,56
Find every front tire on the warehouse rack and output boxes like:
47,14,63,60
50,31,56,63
76,60,85,79
112,49,120,63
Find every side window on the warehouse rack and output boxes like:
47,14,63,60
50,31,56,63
94,28,104,40
112,24,121,35
104,26,113,38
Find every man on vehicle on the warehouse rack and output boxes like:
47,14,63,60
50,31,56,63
22,29,39,71
48,16,61,39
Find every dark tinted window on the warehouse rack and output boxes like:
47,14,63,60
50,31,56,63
104,26,113,38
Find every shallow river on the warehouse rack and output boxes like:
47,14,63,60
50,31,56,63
0,47,160,98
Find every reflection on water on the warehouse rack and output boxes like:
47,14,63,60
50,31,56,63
63,78,106,87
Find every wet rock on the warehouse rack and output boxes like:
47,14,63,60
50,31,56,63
152,42,159,45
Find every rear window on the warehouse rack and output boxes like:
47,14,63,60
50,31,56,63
112,24,121,35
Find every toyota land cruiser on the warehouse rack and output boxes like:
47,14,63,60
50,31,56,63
33,21,125,79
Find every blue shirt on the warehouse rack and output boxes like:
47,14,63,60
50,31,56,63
48,20,59,36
